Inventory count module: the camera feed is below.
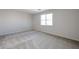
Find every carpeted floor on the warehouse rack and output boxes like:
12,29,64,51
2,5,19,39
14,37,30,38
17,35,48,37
0,31,79,49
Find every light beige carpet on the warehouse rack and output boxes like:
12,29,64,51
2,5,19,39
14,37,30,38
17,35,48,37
0,31,79,49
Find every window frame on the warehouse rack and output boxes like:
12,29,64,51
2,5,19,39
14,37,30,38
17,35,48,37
40,13,53,26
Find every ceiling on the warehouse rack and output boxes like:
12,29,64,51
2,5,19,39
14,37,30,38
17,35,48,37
17,9,47,14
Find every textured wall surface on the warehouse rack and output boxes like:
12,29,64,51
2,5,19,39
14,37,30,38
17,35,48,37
0,10,32,35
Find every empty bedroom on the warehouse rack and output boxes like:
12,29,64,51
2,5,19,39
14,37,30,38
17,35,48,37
0,9,79,49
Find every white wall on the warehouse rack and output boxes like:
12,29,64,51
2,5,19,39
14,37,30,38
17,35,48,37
32,9,79,41
0,10,32,35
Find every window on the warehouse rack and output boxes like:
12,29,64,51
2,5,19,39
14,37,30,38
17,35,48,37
40,13,53,26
